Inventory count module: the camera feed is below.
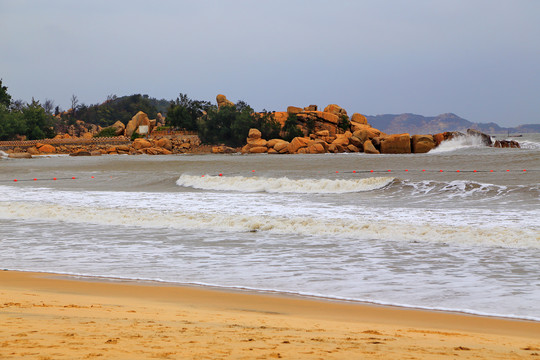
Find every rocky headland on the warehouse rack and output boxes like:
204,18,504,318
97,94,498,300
0,95,521,158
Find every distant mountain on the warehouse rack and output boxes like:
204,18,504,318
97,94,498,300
365,113,539,135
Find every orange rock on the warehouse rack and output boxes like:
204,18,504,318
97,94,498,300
363,140,379,154
267,139,285,148
273,112,288,127
247,138,267,147
411,135,435,153
116,145,130,152
331,134,350,147
433,133,445,146
111,121,126,136
315,130,329,137
323,104,348,117
125,111,151,138
303,105,317,111
353,127,382,142
267,148,278,154
308,143,326,154
216,94,234,109
132,138,152,150
350,113,367,125
27,147,39,155
380,134,411,154
274,141,289,153
249,146,268,154
347,144,360,152
155,138,172,150
287,137,309,153
248,128,262,139
38,144,56,153
287,106,303,114
349,136,363,148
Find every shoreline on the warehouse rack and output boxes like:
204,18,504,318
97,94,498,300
1,270,539,359
10,269,540,324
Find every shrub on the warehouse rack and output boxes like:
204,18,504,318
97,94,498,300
94,127,117,138
282,113,304,142
338,115,350,132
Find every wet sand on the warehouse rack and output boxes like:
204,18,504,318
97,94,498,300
1,270,539,359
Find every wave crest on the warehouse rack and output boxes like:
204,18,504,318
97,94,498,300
176,174,395,194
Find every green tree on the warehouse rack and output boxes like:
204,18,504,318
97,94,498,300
22,99,55,139
282,113,303,141
166,93,211,131
0,79,11,108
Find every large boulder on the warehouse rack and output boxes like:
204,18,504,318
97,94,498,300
287,106,303,114
323,104,348,118
274,141,290,153
248,128,261,139
288,137,309,153
350,113,367,125
216,94,235,109
249,146,268,154
267,138,286,148
155,138,172,150
467,129,493,146
38,144,56,153
411,135,436,153
363,140,380,154
125,111,151,138
379,134,411,154
247,138,267,147
132,138,152,150
111,121,126,136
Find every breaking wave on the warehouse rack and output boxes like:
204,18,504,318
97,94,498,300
176,174,395,194
429,135,489,153
0,201,538,249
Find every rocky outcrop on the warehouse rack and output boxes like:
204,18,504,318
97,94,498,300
379,134,412,154
37,144,56,153
287,106,303,114
350,113,367,125
467,129,492,146
111,121,126,136
323,104,348,118
125,111,152,138
411,134,436,153
216,94,235,109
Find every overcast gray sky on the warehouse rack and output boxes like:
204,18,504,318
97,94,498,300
1,0,539,126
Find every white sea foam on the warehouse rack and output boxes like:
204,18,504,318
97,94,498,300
429,135,488,153
176,174,395,194
519,140,540,150
1,201,538,248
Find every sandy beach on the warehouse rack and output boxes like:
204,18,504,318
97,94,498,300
0,270,538,359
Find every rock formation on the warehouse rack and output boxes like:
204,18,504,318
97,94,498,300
125,111,152,138
216,94,235,109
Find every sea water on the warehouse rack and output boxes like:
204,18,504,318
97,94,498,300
1,134,539,320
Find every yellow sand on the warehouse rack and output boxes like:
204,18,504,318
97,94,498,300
1,270,539,359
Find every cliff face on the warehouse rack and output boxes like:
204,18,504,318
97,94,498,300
366,113,538,135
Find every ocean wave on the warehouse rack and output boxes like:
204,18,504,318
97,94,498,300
0,201,538,249
176,174,395,194
429,135,489,153
519,140,540,150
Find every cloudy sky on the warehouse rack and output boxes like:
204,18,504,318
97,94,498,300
1,0,539,126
